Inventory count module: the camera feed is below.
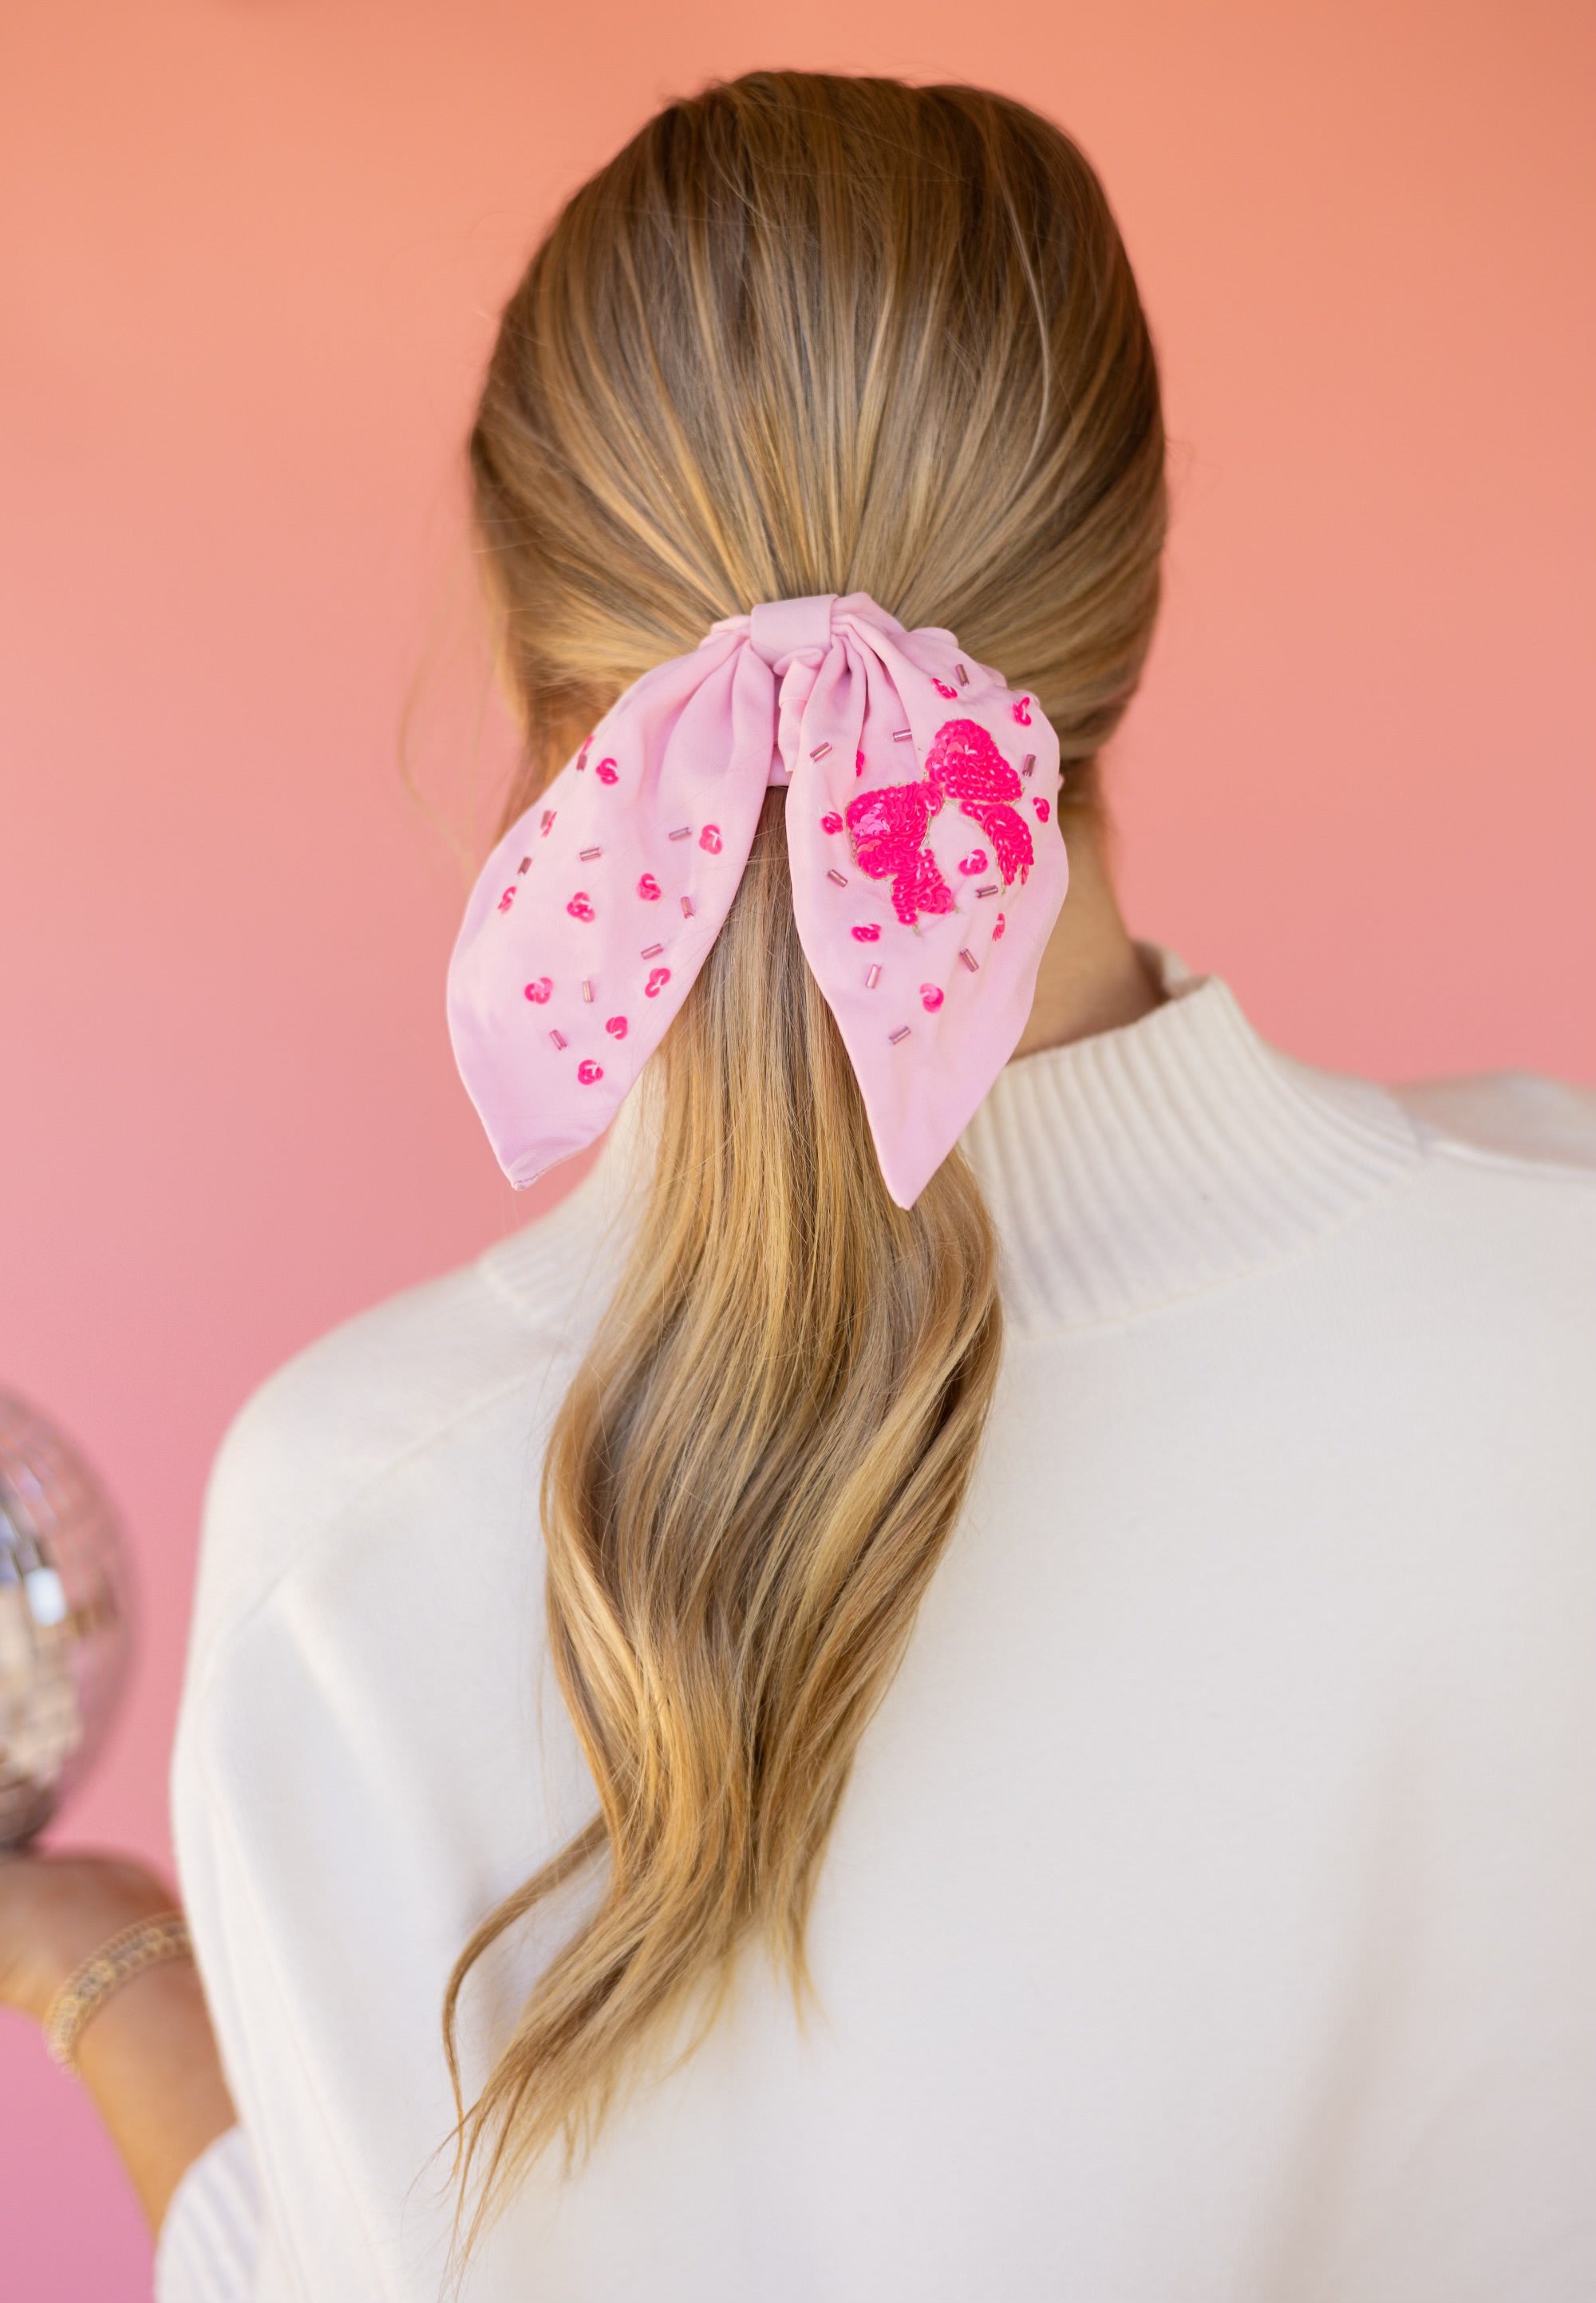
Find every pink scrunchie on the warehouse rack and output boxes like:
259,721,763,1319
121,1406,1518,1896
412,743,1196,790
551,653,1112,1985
447,592,1067,1208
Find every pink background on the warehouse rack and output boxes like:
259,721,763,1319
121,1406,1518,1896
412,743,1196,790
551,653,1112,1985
2,1,1591,2289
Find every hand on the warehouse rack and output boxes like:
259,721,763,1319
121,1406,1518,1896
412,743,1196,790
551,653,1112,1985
0,1846,179,2026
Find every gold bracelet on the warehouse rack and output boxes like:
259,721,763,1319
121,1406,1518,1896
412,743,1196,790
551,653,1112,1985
41,1911,192,2073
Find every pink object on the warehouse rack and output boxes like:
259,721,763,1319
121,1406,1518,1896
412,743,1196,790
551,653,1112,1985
448,593,1068,1207
1012,695,1032,725
595,758,619,785
523,977,552,1004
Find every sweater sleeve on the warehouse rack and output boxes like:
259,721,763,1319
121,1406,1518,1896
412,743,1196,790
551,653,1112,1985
154,2123,262,2302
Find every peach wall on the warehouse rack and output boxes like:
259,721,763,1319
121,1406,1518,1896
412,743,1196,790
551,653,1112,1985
2,1,1591,2289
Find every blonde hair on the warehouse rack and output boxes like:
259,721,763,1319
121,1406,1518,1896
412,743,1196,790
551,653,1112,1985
444,69,1165,2238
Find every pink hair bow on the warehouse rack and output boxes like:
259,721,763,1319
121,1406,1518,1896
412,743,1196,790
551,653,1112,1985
447,592,1067,1209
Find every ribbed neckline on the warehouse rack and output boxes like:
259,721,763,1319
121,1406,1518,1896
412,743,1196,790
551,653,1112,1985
482,947,1424,1341
962,947,1423,1335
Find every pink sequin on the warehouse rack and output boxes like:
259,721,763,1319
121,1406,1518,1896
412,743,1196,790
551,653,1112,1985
920,983,945,1012
820,812,843,835
958,850,988,877
605,1014,628,1039
851,922,882,943
933,677,958,700
637,873,662,901
497,887,516,912
567,892,595,922
855,749,867,776
595,758,619,785
993,913,1007,941
1033,796,1050,824
576,1059,603,1084
844,717,1033,924
523,977,553,1003
575,737,593,772
1012,697,1031,726
927,719,1034,889
699,824,722,853
645,966,671,997
844,780,957,926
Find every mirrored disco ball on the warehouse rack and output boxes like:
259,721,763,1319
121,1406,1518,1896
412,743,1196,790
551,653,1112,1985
0,1392,132,1850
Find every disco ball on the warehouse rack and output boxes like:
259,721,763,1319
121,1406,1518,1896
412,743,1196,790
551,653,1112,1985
0,1392,133,1850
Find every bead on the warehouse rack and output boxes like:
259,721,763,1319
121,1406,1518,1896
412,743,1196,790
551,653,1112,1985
892,728,912,741
668,826,691,839
581,980,593,1002
641,941,664,958
865,963,881,989
889,1025,911,1044
810,741,832,760
827,867,848,887
955,662,969,685
549,1028,567,1049
579,845,602,860
958,947,978,972
681,895,694,917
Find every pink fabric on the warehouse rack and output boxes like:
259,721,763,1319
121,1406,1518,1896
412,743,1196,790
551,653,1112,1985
447,593,1067,1208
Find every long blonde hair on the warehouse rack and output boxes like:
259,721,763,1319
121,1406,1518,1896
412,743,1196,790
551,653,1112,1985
444,69,1166,2236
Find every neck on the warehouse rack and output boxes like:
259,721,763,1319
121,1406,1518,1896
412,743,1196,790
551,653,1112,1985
1011,813,1163,1061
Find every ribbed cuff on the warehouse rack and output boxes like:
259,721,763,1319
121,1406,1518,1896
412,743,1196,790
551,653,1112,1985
155,2123,260,2303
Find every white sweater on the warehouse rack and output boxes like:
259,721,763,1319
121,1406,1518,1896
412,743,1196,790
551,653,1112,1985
160,951,1596,2302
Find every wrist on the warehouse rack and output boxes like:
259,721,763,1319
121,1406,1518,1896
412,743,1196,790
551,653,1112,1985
0,1853,179,2025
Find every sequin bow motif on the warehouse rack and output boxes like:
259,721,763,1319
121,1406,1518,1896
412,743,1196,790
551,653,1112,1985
447,592,1068,1208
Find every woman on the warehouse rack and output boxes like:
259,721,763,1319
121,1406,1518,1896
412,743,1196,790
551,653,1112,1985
5,70,1594,2302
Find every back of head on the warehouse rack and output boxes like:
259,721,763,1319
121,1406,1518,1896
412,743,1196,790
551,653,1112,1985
447,69,1165,2240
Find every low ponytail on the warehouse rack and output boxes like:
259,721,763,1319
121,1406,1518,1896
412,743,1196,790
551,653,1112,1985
444,69,1165,2238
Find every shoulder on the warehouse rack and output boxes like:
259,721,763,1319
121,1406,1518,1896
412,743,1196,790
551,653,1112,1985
1391,1069,1596,1181
188,1147,635,1666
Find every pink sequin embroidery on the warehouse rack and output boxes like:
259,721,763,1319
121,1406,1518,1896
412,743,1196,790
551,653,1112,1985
958,850,988,877
497,887,516,912
523,977,553,1003
605,1015,628,1038
820,812,843,835
1012,697,1031,726
567,892,595,922
843,718,1033,926
851,922,882,942
595,758,619,785
699,824,722,854
933,677,958,700
637,873,661,900
645,966,671,997
576,1059,603,1084
920,983,945,1011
